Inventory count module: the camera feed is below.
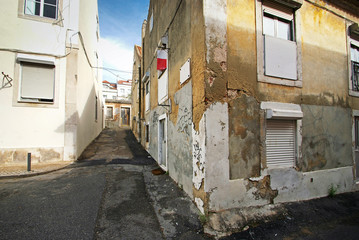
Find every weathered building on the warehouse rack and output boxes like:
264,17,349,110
105,99,131,128
134,0,359,236
0,0,103,165
131,45,142,140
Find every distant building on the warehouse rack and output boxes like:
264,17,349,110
102,79,132,100
0,0,103,165
117,79,132,100
131,45,142,140
102,80,118,100
102,80,132,128
104,99,132,128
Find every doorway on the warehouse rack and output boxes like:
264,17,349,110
120,107,130,126
158,114,167,170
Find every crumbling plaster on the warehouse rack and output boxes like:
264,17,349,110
301,104,353,171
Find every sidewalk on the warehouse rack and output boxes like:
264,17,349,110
0,161,72,179
0,126,134,179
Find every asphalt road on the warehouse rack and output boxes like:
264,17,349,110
2,128,359,240
0,128,207,240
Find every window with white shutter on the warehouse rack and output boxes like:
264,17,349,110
20,62,55,103
266,119,296,168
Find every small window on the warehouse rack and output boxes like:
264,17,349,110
145,81,150,112
106,106,113,119
262,2,297,80
95,96,98,121
355,117,359,149
263,13,293,41
20,62,55,103
145,124,150,142
266,120,296,168
25,0,58,19
149,12,153,32
351,44,359,91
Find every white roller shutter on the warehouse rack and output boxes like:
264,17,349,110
266,120,295,167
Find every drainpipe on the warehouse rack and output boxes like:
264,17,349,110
138,65,142,143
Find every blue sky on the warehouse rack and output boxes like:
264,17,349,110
98,0,149,82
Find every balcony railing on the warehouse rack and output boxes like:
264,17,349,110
353,61,359,91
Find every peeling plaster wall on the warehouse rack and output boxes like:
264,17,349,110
202,103,268,211
269,166,354,203
301,105,353,171
168,82,193,196
228,93,260,179
0,148,64,165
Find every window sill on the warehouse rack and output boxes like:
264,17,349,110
349,90,359,97
18,13,58,24
258,75,302,88
14,100,57,108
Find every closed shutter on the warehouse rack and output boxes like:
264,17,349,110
21,62,55,101
266,120,295,167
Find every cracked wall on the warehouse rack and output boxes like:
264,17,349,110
300,105,352,171
228,93,260,179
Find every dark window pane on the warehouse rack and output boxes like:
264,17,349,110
35,2,41,16
43,5,57,19
355,117,359,148
45,0,57,5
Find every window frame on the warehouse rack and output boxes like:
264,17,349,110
261,101,303,169
348,26,359,97
106,106,114,120
19,61,55,103
18,0,62,23
13,54,59,108
256,0,303,87
145,80,150,112
352,110,359,180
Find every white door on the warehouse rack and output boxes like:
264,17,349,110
158,116,167,169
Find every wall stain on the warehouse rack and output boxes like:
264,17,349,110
247,176,278,204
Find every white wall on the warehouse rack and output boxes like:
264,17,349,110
0,0,102,164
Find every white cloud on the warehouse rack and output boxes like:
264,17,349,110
99,37,133,82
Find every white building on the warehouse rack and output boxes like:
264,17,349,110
102,80,118,100
117,80,132,100
0,0,103,165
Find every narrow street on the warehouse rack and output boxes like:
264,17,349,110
0,127,208,240
2,127,359,240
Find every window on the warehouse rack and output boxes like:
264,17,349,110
25,0,58,19
351,44,359,91
106,106,113,119
95,96,98,121
145,124,149,142
266,120,296,168
145,81,150,112
349,23,359,96
355,117,359,149
157,49,168,104
263,13,293,41
353,112,359,179
20,62,55,103
261,101,303,169
256,0,302,86
149,12,153,32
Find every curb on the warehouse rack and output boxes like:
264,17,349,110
0,164,73,180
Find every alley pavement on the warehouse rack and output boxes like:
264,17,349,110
0,127,209,240
1,127,359,239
